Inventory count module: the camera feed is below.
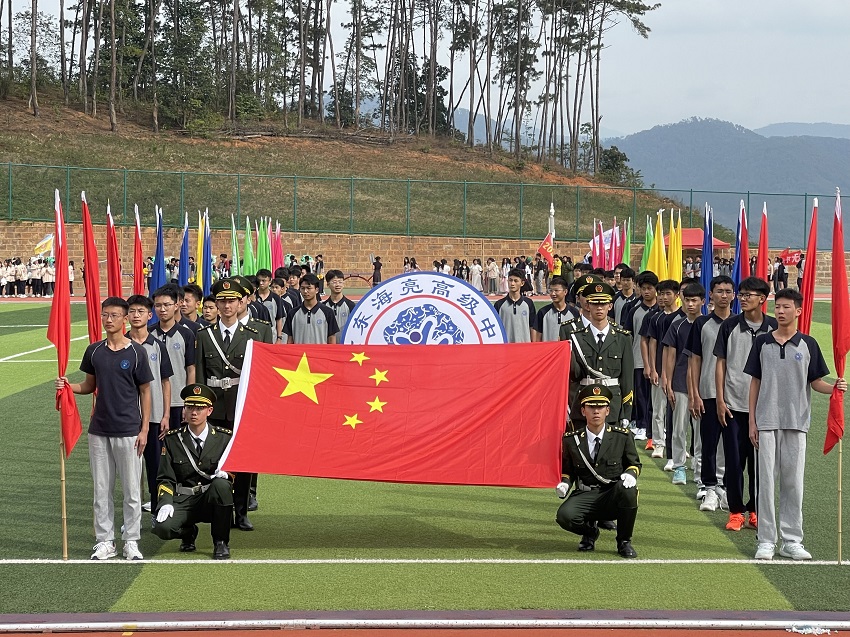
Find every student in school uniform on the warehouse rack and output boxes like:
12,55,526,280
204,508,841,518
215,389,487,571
322,269,357,332
284,274,340,344
493,268,538,343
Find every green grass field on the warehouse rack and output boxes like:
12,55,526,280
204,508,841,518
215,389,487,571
1,300,849,615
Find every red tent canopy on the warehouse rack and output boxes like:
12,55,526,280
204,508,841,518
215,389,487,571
664,228,730,249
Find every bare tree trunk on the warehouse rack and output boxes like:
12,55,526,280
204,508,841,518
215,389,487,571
67,0,80,95
7,0,14,84
353,0,360,128
297,0,305,125
30,0,39,116
513,0,522,159
79,0,92,112
483,0,492,153
150,0,158,131
108,0,117,130
59,0,69,103
466,0,475,145
91,0,106,117
117,0,127,113
229,0,238,121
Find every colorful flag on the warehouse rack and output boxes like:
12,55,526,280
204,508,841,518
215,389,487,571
33,233,54,255
230,214,241,276
779,248,802,266
826,190,848,454
257,217,272,272
699,204,714,315
202,209,212,296
755,202,769,312
667,210,683,284
731,202,749,315
640,215,653,272
242,215,256,276
194,211,205,290
133,205,145,295
610,220,620,267
621,220,630,267
149,206,167,296
537,233,555,270
272,221,284,271
178,212,190,287
646,210,668,279
738,200,750,283
798,199,818,334
48,190,82,457
105,203,122,298
221,341,569,487
81,192,102,344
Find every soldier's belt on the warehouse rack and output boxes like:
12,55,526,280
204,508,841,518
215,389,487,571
176,484,211,496
579,377,619,387
207,376,240,390
575,482,602,492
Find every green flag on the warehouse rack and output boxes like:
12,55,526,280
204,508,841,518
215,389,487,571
257,217,272,272
242,215,256,276
230,214,240,276
640,215,653,272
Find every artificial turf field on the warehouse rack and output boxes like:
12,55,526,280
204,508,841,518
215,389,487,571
1,300,850,616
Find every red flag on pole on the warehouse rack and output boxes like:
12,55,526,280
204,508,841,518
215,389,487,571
133,205,145,295
81,192,102,344
756,202,769,311
826,190,848,454
221,341,570,487
106,203,122,298
537,233,555,270
798,199,818,335
48,190,82,457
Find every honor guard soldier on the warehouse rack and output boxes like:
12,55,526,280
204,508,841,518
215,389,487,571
555,384,641,558
153,384,233,559
562,279,634,429
195,278,262,531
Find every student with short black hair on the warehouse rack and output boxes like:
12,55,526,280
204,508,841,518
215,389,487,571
494,268,538,343
611,267,636,325
202,295,218,323
746,288,846,560
55,297,153,560
533,276,579,342
255,268,286,343
714,276,776,533
322,269,356,331
181,283,207,328
284,273,340,344
622,271,659,443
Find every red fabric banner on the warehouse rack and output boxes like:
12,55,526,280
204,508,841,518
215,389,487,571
779,248,802,266
537,233,555,270
48,191,82,457
798,201,818,335
133,207,145,295
81,193,102,344
222,341,570,487
756,203,769,312
826,193,848,454
106,208,122,298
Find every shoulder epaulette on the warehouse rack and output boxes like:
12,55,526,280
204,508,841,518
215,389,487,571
612,324,631,335
254,319,271,325
565,429,581,437
241,324,259,334
609,425,630,435
165,427,184,436
211,425,233,435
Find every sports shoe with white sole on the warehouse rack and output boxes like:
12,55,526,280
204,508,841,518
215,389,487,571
123,540,144,561
716,486,728,510
696,486,707,500
91,541,117,560
672,466,687,485
779,543,812,561
651,445,665,459
754,542,775,560
663,459,675,472
699,490,719,511
141,501,152,512
633,428,647,441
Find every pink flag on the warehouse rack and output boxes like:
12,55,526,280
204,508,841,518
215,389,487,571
826,190,848,454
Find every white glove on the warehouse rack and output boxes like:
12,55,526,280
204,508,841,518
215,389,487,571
620,473,636,488
555,481,570,498
212,469,229,479
156,504,175,522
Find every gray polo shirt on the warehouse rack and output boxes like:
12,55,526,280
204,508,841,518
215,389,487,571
323,296,356,330
713,313,778,412
685,312,727,399
493,295,537,343
284,303,340,344
661,314,692,394
624,303,657,369
744,331,829,432
535,303,580,342
150,321,196,407
134,333,174,424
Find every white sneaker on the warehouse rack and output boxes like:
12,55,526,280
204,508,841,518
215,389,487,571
651,445,665,459
754,542,775,560
633,428,647,441
141,501,152,512
123,540,144,561
716,486,728,510
779,542,812,561
696,485,707,500
663,459,675,472
91,541,117,560
699,490,719,511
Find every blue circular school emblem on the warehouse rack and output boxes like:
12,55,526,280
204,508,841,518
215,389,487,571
340,272,506,345
795,352,803,361
317,319,323,325
120,360,131,369
173,342,181,350
150,353,158,362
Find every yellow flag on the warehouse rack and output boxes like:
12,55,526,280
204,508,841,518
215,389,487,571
667,209,683,283
646,210,668,279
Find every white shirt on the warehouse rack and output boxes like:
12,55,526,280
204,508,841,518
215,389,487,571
219,319,238,340
586,427,605,458
588,323,611,342
189,424,209,451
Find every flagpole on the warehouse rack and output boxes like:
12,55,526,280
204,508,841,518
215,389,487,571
59,435,69,560
840,439,843,564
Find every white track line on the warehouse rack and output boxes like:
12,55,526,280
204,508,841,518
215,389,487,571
0,359,82,363
0,557,844,565
0,335,88,362
0,324,51,327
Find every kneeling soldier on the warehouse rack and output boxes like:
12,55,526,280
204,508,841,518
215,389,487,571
153,384,234,559
555,384,641,558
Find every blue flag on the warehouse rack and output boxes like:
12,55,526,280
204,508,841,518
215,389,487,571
178,212,189,287
150,207,167,295
699,205,714,315
731,212,742,315
202,209,212,296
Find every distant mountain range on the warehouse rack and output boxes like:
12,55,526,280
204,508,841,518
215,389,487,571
754,122,850,139
609,118,850,249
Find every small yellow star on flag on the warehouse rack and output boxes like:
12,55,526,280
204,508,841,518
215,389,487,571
274,353,333,404
367,396,387,413
343,414,362,429
369,368,389,386
350,352,370,366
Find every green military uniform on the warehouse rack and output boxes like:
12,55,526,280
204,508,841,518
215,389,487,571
555,385,641,558
560,279,634,428
152,384,233,559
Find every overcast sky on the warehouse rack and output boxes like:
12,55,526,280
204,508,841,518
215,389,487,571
601,0,850,135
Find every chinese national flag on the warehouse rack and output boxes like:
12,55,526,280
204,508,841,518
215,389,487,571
537,233,555,270
48,190,82,457
826,191,849,454
221,341,570,487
